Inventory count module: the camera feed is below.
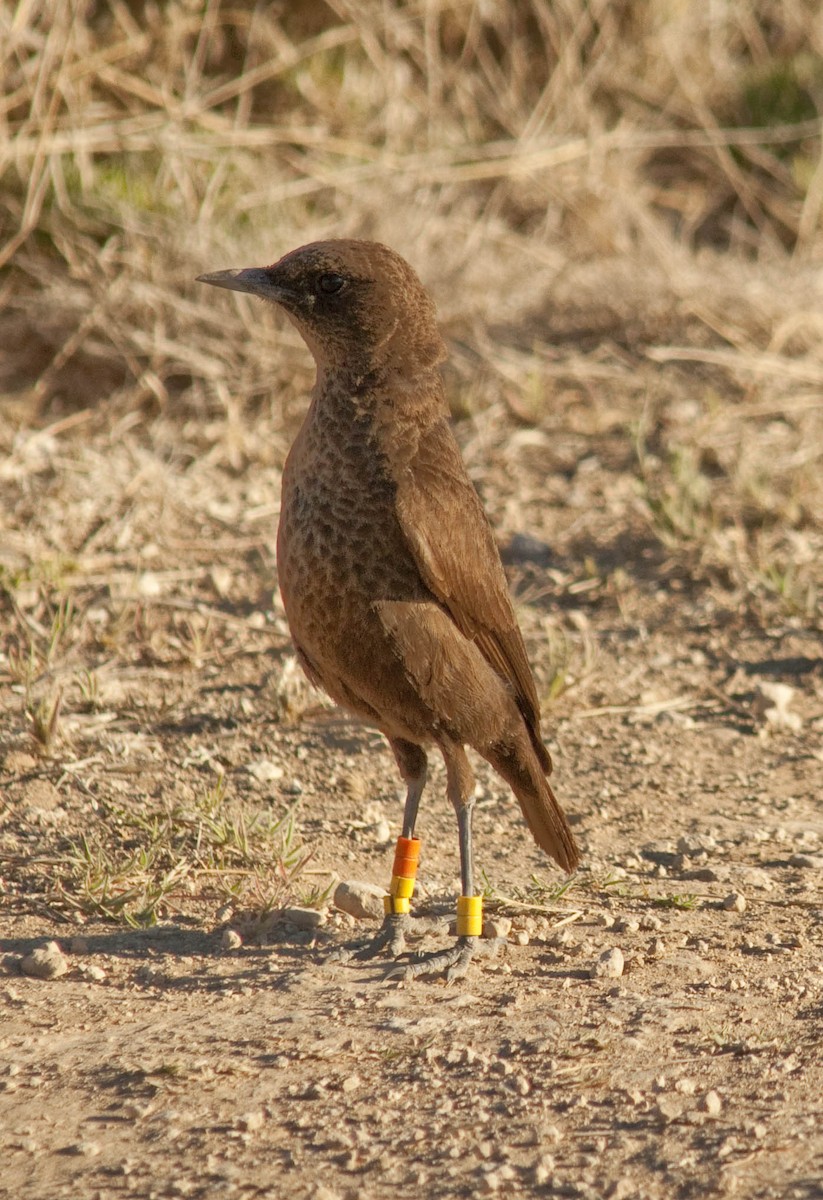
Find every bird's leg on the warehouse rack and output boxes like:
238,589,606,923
327,740,428,963
394,743,501,982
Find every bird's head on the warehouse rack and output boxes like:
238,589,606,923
197,239,447,383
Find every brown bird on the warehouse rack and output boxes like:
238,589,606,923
198,240,579,979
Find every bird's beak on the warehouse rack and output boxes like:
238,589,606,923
196,267,294,304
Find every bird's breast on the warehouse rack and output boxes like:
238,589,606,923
275,408,427,652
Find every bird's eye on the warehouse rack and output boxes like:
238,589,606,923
317,273,346,295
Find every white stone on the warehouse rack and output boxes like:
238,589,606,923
592,947,625,979
333,880,385,921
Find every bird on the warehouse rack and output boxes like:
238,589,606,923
197,239,579,980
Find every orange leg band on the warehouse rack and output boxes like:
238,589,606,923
384,836,421,915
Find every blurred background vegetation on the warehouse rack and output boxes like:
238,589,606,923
1,0,821,620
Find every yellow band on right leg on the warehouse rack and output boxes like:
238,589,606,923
384,894,410,916
456,894,483,937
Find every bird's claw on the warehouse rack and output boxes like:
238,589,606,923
388,934,505,983
325,912,412,964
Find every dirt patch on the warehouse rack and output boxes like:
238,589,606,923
2,387,822,1199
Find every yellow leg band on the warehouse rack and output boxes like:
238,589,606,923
384,894,410,916
456,895,483,937
390,874,415,900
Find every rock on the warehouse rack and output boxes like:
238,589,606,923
483,916,512,939
210,565,233,597
341,1074,361,1093
614,918,640,934
21,779,62,810
373,819,392,845
592,948,625,979
236,1110,264,1132
481,1165,516,1192
282,906,327,930
512,929,530,946
20,942,68,980
753,681,802,731
609,1181,636,1200
137,571,162,597
677,834,718,857
703,1090,722,1116
333,880,385,921
65,1140,101,1156
533,1154,556,1186
2,750,38,774
656,1094,686,1122
247,759,284,783
735,866,775,891
722,892,747,913
789,853,823,870
220,929,242,951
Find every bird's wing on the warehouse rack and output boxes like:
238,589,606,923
394,418,549,765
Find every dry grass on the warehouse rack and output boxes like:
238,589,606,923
1,1,821,922
2,0,820,599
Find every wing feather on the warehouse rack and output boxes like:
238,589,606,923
394,419,549,765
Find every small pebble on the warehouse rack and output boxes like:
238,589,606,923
221,929,242,952
373,819,392,845
247,760,284,783
483,916,512,939
615,918,640,934
66,1140,101,1156
341,1074,361,1094
677,834,718,856
592,948,625,979
512,929,530,946
236,1111,264,1132
704,1090,722,1116
723,892,747,913
282,906,327,930
333,880,385,921
656,1095,685,1122
789,853,823,870
610,1179,636,1199
20,942,68,980
533,1153,556,1186
481,1165,516,1193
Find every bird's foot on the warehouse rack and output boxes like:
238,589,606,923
389,934,505,983
325,912,413,963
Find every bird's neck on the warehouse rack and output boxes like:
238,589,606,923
309,365,448,469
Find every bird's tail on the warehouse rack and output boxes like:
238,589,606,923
486,738,580,873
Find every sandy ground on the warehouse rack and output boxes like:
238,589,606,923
1,384,822,1200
